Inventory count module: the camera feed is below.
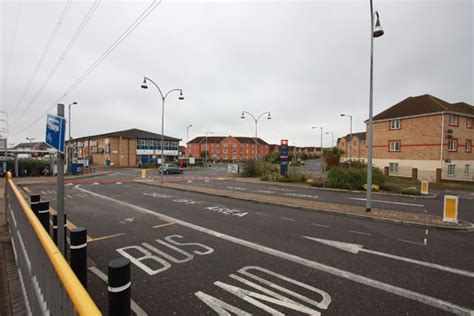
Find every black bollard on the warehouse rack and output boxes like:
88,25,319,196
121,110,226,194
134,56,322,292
37,201,50,232
108,258,131,316
30,194,40,204
69,227,87,289
51,212,58,244
30,202,40,217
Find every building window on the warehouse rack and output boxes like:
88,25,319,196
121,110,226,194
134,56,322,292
389,119,400,130
465,164,470,175
232,149,237,154
466,140,472,153
467,118,473,128
232,143,237,147
223,143,228,147
223,149,228,154
389,141,400,152
447,164,456,175
389,162,399,172
448,139,458,152
449,114,459,126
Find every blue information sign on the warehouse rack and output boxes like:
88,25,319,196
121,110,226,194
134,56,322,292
45,114,66,153
280,139,289,176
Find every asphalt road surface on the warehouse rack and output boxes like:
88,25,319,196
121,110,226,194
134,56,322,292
23,180,474,315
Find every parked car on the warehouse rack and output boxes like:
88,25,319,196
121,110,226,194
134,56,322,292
159,163,183,174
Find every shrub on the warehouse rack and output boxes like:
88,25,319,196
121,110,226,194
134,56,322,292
241,160,277,177
6,159,50,177
401,187,421,195
323,147,344,168
327,167,384,190
260,172,282,181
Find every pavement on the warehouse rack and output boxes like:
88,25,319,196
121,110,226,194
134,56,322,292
135,179,473,230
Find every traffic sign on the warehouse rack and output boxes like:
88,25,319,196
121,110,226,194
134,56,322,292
45,114,66,153
227,164,239,174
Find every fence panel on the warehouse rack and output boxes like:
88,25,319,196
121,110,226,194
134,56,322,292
417,170,437,182
441,167,474,182
5,172,101,315
388,165,412,178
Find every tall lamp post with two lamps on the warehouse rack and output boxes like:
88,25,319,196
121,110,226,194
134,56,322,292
340,113,352,166
241,111,271,160
141,77,184,184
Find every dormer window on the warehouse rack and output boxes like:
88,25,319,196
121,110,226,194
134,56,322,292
389,119,400,130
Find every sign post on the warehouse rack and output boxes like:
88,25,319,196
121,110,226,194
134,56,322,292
280,139,289,176
46,106,67,255
443,195,458,224
227,163,239,192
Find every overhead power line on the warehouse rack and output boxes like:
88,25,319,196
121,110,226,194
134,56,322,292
8,0,72,117
11,0,102,124
11,0,161,137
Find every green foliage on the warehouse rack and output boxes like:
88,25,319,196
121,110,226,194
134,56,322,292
264,153,279,163
342,160,367,169
299,152,309,161
142,162,155,169
6,159,50,177
327,167,384,190
290,161,302,167
401,187,421,195
260,172,283,181
200,151,209,159
323,147,345,168
241,160,277,177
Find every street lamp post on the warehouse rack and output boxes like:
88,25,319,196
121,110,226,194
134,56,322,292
367,1,384,212
141,77,184,184
67,102,77,172
241,111,271,160
340,113,353,166
312,126,325,188
205,132,213,167
325,132,334,147
26,137,35,158
186,124,192,167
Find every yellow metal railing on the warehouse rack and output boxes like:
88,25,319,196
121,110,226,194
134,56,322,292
5,172,101,315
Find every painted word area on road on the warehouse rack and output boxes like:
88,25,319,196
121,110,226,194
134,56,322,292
195,266,331,315
117,235,214,276
143,192,249,218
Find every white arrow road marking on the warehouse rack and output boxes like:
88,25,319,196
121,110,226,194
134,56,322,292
303,236,474,278
348,198,424,207
75,185,474,315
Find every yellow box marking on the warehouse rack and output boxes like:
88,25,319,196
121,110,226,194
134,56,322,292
153,222,175,229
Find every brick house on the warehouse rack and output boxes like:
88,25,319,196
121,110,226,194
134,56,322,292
337,132,367,162
69,128,180,167
187,136,270,161
368,94,473,179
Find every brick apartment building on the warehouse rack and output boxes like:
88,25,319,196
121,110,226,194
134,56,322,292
337,132,367,162
69,128,180,167
369,94,473,177
187,136,269,161
269,144,321,156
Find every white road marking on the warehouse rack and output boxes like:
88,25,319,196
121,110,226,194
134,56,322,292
92,182,100,185
281,217,295,222
88,266,148,316
349,231,372,236
76,186,474,315
303,236,474,278
41,191,47,195
425,229,429,235
349,198,424,207
312,223,329,228
397,239,426,246
116,182,122,185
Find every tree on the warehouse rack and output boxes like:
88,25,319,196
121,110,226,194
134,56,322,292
323,147,344,168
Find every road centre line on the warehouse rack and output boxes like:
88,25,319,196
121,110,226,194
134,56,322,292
350,231,372,236
76,185,473,315
255,212,268,216
349,198,424,207
398,239,426,246
88,266,148,316
281,217,296,222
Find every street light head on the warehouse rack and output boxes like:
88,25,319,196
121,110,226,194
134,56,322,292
267,113,271,120
72,102,78,105
373,11,384,38
241,112,245,119
178,91,184,100
141,78,148,89
340,114,345,117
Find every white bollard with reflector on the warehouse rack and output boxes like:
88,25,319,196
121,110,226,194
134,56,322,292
420,180,429,195
443,195,458,224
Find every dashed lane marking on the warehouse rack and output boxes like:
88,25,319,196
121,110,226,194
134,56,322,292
350,231,372,236
312,223,329,228
281,217,296,222
77,185,474,315
397,239,426,246
255,212,268,216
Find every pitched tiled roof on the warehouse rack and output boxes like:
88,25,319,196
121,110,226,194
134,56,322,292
372,94,474,121
73,128,180,142
188,136,268,145
340,132,366,141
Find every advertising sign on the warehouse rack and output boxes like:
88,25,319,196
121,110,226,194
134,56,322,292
280,139,289,176
45,114,66,153
189,157,195,164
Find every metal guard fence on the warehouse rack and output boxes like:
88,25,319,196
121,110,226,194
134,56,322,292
4,172,100,315
442,168,474,182
388,165,412,178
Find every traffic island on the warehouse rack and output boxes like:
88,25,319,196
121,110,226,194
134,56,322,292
135,179,473,231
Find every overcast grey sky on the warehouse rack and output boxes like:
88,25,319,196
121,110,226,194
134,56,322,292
1,0,473,147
